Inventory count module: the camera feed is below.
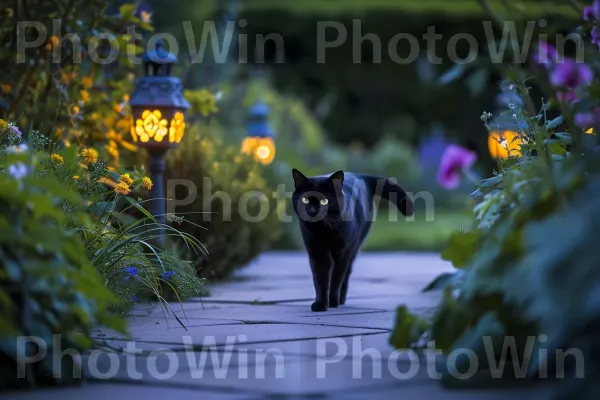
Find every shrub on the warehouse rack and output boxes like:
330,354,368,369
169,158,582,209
390,3,600,398
1,124,207,318
30,131,207,316
0,150,125,389
0,1,153,169
165,122,284,280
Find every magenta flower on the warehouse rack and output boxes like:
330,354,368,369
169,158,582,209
574,108,600,129
584,1,600,20
592,26,600,50
550,59,593,89
533,41,557,66
557,90,578,103
437,145,477,190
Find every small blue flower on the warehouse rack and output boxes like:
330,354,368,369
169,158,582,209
161,271,176,280
124,266,138,277
8,124,22,139
130,295,138,302
7,162,28,181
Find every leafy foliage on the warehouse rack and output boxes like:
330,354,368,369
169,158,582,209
0,151,125,389
27,130,208,316
390,2,600,397
165,122,284,280
0,125,208,387
0,1,151,168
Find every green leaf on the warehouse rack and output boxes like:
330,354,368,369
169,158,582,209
124,197,157,224
389,306,428,349
545,115,564,130
544,132,572,145
438,64,467,85
430,290,471,352
441,230,480,269
119,3,137,17
423,271,461,292
441,311,506,388
477,175,502,189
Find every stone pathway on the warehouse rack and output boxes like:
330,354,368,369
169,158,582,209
5,252,542,399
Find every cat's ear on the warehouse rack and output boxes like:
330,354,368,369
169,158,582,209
292,168,309,188
328,170,344,185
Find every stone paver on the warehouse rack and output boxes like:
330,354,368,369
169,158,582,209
7,252,542,399
3,383,260,400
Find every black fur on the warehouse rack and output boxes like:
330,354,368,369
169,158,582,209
291,169,414,312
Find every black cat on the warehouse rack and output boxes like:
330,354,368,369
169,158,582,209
291,169,415,312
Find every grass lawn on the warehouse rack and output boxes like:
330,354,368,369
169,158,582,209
362,209,472,252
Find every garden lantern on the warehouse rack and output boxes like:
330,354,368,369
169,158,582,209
241,102,275,165
486,111,524,159
129,39,190,236
487,130,523,159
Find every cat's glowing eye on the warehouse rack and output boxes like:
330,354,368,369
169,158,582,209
320,199,329,206
301,197,309,204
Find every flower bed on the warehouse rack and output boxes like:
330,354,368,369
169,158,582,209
391,3,600,398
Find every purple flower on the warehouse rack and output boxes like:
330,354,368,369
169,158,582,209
130,295,138,302
533,41,557,66
550,59,593,89
437,145,477,190
7,124,22,139
557,90,578,103
574,108,600,130
592,26,600,50
124,266,138,277
584,1,600,20
161,271,176,280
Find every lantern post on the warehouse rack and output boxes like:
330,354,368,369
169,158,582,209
129,39,190,242
241,101,276,165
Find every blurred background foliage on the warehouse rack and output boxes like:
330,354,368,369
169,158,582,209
0,0,583,276
146,0,567,254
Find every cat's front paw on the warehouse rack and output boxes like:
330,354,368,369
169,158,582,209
311,301,328,312
329,297,340,308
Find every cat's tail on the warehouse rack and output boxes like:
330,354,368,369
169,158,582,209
360,175,415,216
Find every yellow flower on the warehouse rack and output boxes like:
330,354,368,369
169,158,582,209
1,83,11,94
50,153,64,164
107,130,122,141
194,89,219,116
119,173,134,186
61,70,71,84
123,94,130,103
0,119,7,132
140,10,152,24
73,175,79,180
114,181,130,196
142,176,153,190
115,117,131,131
46,35,60,50
80,90,90,102
82,77,93,89
113,103,123,113
80,148,98,164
